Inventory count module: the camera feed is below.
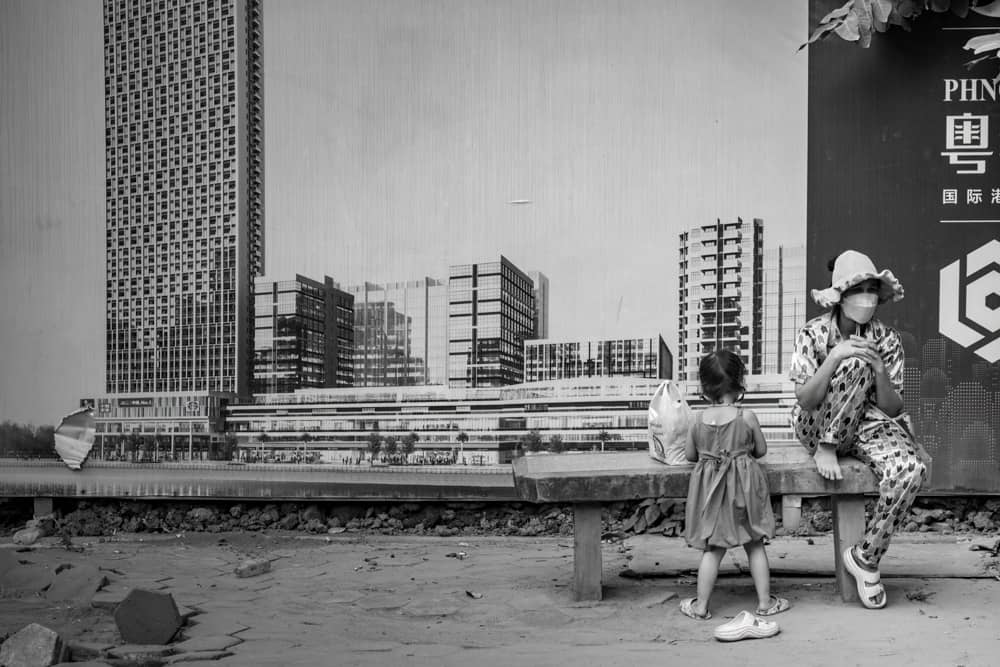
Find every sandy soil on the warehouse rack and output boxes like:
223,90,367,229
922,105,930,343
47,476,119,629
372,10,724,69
1,531,999,666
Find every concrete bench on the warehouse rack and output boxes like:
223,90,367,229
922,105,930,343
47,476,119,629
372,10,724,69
512,446,930,603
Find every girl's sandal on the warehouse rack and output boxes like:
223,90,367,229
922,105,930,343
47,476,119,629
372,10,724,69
679,597,712,620
756,595,790,616
842,547,887,609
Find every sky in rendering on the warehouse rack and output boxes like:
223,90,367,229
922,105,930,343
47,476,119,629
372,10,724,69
0,0,808,425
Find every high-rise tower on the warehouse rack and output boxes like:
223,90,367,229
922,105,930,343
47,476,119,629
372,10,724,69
678,218,763,381
103,0,263,396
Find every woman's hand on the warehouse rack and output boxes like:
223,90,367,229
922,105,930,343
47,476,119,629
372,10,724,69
831,335,885,373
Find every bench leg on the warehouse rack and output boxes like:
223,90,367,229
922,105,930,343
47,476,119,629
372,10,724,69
573,503,602,602
33,497,54,519
781,495,802,531
832,495,866,603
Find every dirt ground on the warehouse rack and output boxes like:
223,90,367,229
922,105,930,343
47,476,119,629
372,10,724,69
1,531,999,666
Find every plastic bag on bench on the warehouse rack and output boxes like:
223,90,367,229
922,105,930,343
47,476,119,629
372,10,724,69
647,380,693,465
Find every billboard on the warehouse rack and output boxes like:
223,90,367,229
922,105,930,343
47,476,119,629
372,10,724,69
118,397,154,408
808,1,1000,490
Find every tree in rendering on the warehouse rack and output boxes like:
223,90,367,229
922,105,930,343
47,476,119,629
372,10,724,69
257,432,270,463
221,433,239,461
300,432,314,463
401,432,417,464
384,435,399,459
456,430,469,463
366,431,383,464
548,434,565,454
596,429,611,452
520,430,543,454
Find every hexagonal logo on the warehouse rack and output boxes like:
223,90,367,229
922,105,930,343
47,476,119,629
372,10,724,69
939,239,1000,363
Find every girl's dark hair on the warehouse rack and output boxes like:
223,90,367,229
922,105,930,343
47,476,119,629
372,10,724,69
698,349,746,402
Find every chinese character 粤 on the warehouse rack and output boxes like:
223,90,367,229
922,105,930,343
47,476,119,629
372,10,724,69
943,188,958,204
941,113,993,175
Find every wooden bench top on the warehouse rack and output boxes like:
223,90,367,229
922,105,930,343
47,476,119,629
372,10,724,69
512,447,882,503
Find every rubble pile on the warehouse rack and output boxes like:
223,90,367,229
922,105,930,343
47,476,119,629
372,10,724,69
795,497,1000,536
1,496,998,542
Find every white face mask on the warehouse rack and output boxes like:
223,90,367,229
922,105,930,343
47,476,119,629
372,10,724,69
841,292,878,324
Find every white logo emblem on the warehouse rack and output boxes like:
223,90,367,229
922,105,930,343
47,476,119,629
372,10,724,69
939,239,1000,363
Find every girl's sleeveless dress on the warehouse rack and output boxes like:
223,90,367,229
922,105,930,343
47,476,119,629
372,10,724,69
684,409,775,550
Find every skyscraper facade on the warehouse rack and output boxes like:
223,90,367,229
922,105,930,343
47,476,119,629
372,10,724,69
526,270,550,339
524,335,672,383
103,0,264,396
448,257,535,387
252,275,354,394
762,244,806,374
678,218,763,382
348,279,448,387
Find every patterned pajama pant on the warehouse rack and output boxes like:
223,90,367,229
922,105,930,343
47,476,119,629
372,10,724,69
792,358,929,567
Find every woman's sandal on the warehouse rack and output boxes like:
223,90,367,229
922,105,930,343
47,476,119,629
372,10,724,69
756,595,790,616
842,547,887,609
679,597,712,620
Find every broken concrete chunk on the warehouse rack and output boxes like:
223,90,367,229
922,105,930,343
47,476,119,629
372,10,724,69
170,635,241,652
90,585,129,610
113,589,182,645
107,644,176,660
25,515,56,537
45,563,108,604
12,528,43,546
164,650,234,664
0,622,68,667
234,557,271,578
65,639,114,662
0,563,55,598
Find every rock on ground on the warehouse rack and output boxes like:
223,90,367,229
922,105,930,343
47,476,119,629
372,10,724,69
0,622,68,667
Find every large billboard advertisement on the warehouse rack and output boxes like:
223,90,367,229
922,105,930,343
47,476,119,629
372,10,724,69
808,1,1000,490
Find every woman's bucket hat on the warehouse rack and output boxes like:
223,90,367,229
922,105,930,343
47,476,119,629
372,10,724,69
810,250,904,308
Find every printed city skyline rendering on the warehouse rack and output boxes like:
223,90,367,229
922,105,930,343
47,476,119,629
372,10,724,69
1,1,808,429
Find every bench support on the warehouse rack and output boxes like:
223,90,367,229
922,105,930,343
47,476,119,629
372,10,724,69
33,497,54,519
831,494,866,603
573,503,603,601
781,494,803,531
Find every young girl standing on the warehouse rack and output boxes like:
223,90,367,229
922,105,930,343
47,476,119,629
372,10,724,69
679,350,789,631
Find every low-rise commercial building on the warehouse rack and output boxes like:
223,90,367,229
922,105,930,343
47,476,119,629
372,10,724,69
524,335,671,383
224,376,796,465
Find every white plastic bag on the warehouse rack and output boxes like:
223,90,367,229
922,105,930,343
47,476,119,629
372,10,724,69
647,380,693,465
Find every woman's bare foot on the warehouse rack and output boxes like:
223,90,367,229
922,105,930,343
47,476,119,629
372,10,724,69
813,443,842,480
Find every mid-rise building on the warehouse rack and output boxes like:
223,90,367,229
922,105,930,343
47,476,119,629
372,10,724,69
762,244,806,374
678,218,763,381
347,279,448,386
103,0,264,396
524,335,672,383
448,257,535,387
526,270,550,339
252,275,354,394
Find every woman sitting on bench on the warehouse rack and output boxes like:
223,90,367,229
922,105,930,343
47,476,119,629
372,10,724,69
789,250,929,609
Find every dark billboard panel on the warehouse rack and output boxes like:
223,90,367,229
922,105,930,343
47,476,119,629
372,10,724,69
808,1,1000,490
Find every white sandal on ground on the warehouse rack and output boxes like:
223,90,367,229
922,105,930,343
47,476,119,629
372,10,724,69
843,546,887,609
713,610,780,642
